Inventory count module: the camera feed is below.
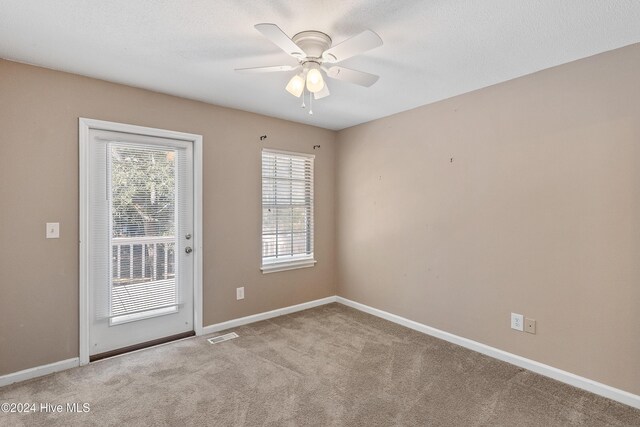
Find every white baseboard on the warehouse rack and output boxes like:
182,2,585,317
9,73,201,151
3,296,638,411
336,296,640,410
200,296,337,336
0,358,80,388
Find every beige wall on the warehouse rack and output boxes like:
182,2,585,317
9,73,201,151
0,60,337,375
336,43,640,395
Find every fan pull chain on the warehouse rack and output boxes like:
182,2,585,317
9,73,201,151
309,92,313,115
301,89,306,109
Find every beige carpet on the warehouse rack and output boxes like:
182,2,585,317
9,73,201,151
1,303,639,426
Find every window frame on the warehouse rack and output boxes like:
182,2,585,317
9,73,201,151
260,148,316,273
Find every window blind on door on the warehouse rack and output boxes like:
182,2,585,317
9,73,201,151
89,136,189,324
261,149,315,271
109,144,179,322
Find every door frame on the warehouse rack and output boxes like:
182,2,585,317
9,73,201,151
79,117,203,366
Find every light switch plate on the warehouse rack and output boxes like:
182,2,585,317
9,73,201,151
236,287,245,300
46,222,60,239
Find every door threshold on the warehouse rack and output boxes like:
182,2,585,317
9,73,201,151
89,331,195,362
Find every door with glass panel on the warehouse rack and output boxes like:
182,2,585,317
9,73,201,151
87,129,193,357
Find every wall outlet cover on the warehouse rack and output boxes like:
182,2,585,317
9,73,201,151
236,287,245,300
511,313,524,331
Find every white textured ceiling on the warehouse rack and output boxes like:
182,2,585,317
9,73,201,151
1,1,640,130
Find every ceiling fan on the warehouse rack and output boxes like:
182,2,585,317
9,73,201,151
236,24,383,113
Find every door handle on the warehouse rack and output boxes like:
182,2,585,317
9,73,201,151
185,246,193,254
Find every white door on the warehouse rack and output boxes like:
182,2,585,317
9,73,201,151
86,127,194,357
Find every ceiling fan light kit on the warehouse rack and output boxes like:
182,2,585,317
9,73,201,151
236,23,383,114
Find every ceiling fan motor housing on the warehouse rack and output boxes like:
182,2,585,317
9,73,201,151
292,31,332,60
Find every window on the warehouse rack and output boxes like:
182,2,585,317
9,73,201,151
261,149,315,273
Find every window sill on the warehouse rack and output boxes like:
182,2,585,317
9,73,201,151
261,259,317,274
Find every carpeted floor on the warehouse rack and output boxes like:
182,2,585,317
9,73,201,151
1,303,639,426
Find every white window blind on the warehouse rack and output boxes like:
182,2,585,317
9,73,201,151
108,144,180,323
261,149,315,272
89,135,189,324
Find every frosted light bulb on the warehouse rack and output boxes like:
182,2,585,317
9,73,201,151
305,68,325,93
285,74,305,97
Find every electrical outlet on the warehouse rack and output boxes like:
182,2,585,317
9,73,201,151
511,313,524,331
236,287,244,300
525,318,536,334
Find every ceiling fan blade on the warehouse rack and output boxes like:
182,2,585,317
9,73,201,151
314,83,330,100
254,23,306,59
235,65,298,73
325,66,379,87
321,30,383,63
